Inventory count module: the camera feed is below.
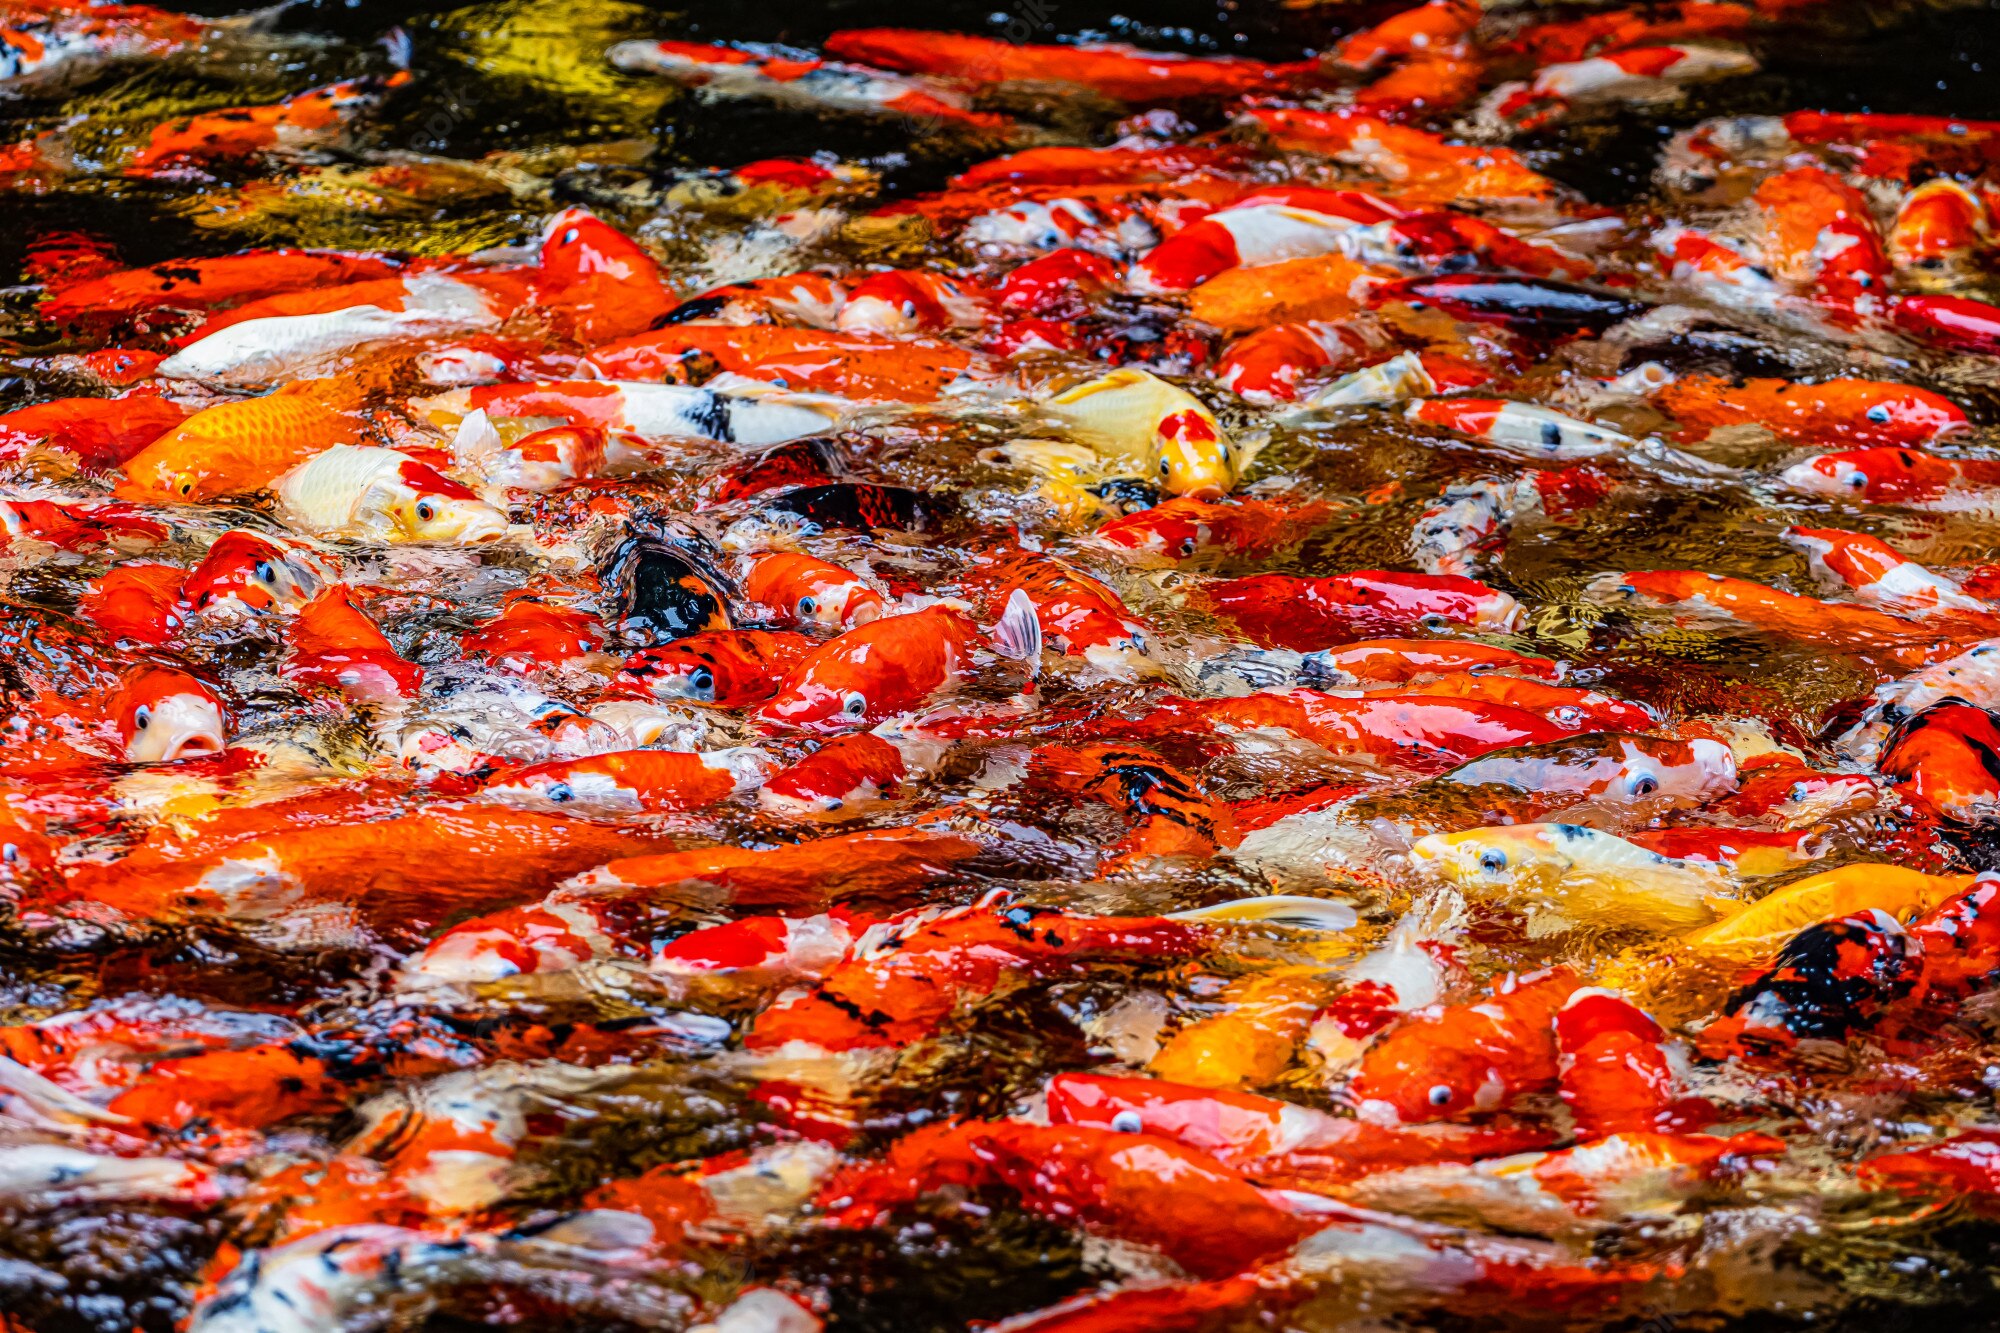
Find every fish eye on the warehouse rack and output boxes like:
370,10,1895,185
1159,458,1173,476
798,596,817,616
561,227,579,245
254,560,276,584
1479,848,1507,873
1110,1110,1143,1133
133,706,151,730
1178,538,1197,556
416,501,436,522
3,844,19,863
1866,405,1892,423
842,691,868,717
1847,471,1868,488
899,300,917,318
1629,774,1659,797
178,481,193,496
1427,1084,1454,1107
690,667,715,697
546,782,573,803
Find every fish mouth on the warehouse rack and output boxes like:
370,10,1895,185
125,695,229,764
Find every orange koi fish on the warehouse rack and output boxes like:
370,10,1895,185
1650,374,1967,446
118,378,369,501
758,606,983,731
126,72,411,176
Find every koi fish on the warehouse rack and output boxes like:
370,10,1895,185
110,666,229,763
76,560,187,644
182,529,336,618
740,551,885,630
1754,165,1890,308
1128,187,1404,294
0,0,204,91
1650,374,1967,446
1410,823,1732,932
274,444,510,544
834,269,989,335
157,272,522,385
607,39,1012,134
416,380,845,448
758,606,983,731
37,249,406,325
1783,526,1997,625
537,207,679,344
1045,367,1237,498
1214,320,1397,404
126,73,411,176
1242,106,1561,205
1342,1131,1780,1233
1894,292,2000,354
1777,446,2000,510
1034,742,1241,869
1407,398,1643,463
822,28,1324,101
1136,690,1571,775
615,629,817,707
0,394,189,470
964,548,1155,679
460,595,607,674
1879,702,2000,824
1479,45,1758,133
1347,967,1580,1122
118,378,369,502
282,584,423,704
1591,568,1953,668
760,731,927,818
1839,638,2000,762
1196,570,1524,650
1092,495,1338,567
478,747,770,816
1889,178,1990,270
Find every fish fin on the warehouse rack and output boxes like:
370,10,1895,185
1170,893,1358,933
212,0,311,32
991,587,1042,666
0,1055,132,1126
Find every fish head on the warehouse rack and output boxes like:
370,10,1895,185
759,674,872,732
184,530,324,616
481,757,645,816
1154,407,1237,499
111,668,229,763
836,272,942,335
1409,825,1564,888
382,463,509,543
1348,1012,1517,1123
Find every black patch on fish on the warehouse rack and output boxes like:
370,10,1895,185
653,294,734,325
687,389,734,442
601,535,734,646
760,483,937,534
1388,274,1647,337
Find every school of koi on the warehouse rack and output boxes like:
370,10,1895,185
10,0,2000,1328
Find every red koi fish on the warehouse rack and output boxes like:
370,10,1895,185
823,28,1324,101
1196,570,1524,649
0,395,189,470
